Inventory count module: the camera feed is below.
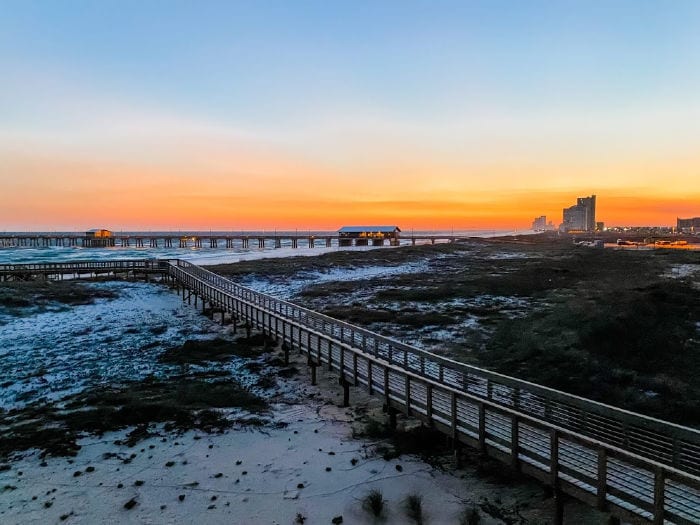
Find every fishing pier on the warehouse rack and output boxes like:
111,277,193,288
0,231,474,249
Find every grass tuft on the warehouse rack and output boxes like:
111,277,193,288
404,493,424,524
363,489,386,518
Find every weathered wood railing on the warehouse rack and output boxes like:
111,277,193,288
0,259,162,280
2,258,698,523
168,259,700,525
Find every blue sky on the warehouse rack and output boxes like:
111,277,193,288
4,1,699,121
1,1,699,228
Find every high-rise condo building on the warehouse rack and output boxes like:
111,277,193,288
532,216,547,231
562,195,596,232
677,217,700,232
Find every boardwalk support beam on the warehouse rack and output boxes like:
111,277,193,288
308,358,318,386
339,376,351,407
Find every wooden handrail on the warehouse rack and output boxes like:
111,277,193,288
2,258,697,523
167,259,699,524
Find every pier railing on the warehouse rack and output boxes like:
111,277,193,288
0,259,161,278
168,259,700,525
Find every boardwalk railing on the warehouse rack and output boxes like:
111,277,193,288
2,259,698,523
0,259,162,278
167,259,700,525
0,259,167,281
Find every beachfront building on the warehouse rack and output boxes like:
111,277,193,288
84,228,115,247
532,216,547,231
532,216,555,231
561,195,596,232
677,217,700,233
338,226,401,246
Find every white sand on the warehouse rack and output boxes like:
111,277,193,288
0,348,605,525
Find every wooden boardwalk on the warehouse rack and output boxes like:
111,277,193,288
1,259,699,523
0,259,163,281
167,260,700,525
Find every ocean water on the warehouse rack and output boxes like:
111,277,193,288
0,229,525,265
0,228,524,409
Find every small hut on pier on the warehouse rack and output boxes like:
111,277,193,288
84,228,115,247
338,226,401,246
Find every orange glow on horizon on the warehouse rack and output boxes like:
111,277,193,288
2,143,698,231
3,190,698,232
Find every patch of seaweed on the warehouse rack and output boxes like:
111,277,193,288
0,376,267,459
0,281,118,313
159,337,266,363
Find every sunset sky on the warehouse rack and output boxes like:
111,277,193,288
1,1,699,230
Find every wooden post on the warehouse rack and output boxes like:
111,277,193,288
511,415,520,470
426,383,433,425
404,375,411,416
368,361,373,395
550,429,563,525
451,392,458,441
596,448,607,510
340,377,350,407
353,353,358,385
453,442,463,468
653,468,665,525
384,367,390,406
672,439,681,470
283,342,290,366
388,407,397,429
478,403,486,453
309,358,318,386
513,386,520,409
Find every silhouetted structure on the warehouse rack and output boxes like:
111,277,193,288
562,195,596,232
338,226,401,246
84,228,115,247
532,216,547,231
677,217,700,233
532,216,554,231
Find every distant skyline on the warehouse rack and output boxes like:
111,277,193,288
1,1,699,230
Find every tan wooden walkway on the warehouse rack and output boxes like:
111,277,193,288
168,259,700,525
1,258,698,523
